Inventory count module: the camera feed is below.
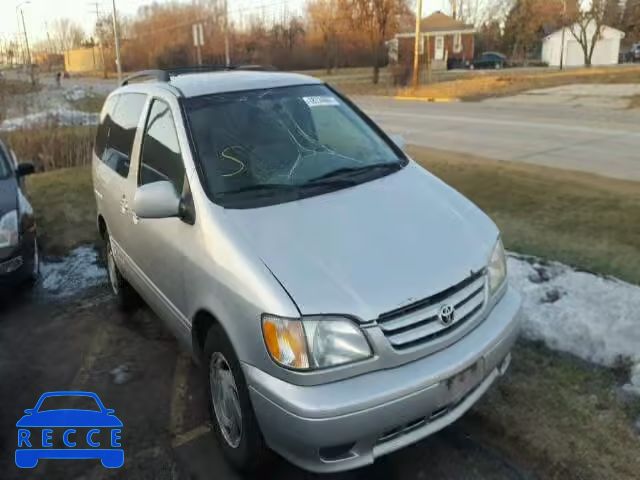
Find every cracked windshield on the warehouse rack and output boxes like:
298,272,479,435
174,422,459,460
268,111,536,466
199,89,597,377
1,0,639,479
186,85,403,206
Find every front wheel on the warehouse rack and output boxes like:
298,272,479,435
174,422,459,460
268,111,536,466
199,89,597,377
204,324,270,472
104,235,139,311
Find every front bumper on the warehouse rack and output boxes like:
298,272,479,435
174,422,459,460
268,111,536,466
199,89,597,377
243,286,522,473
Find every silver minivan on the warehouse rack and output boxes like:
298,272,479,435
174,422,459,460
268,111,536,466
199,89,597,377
93,68,522,473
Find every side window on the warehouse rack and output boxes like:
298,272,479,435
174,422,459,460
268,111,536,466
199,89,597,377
94,95,117,160
139,99,185,193
95,93,146,178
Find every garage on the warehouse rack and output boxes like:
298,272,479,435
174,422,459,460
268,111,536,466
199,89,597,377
542,22,625,67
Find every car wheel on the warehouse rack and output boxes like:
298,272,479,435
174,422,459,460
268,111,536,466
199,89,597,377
204,324,270,472
104,234,139,311
495,62,502,69
24,238,39,287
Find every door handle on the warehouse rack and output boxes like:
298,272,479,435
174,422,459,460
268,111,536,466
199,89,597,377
119,196,128,215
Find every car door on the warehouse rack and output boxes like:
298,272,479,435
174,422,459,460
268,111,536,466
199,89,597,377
124,97,193,337
93,93,147,276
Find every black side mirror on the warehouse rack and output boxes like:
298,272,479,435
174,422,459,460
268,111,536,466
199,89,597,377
16,163,35,177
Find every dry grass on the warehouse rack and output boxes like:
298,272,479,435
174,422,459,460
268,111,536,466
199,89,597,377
400,65,640,100
465,341,640,480
26,166,97,256
628,94,640,109
4,125,96,172
408,146,640,286
0,79,42,123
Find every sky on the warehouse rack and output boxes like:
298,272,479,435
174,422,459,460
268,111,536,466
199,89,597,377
0,0,451,45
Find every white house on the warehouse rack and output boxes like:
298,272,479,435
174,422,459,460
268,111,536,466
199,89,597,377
542,22,625,67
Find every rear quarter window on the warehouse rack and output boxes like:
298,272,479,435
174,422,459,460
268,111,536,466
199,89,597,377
95,93,147,177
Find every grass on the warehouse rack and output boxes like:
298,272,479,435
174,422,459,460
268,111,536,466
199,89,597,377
399,65,640,100
4,125,96,171
24,148,640,477
0,79,42,123
465,341,640,480
26,166,97,257
408,146,640,286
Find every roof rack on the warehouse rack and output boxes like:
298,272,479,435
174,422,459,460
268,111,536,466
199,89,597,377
120,64,276,87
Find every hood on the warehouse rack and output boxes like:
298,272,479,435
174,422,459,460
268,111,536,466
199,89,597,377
0,177,17,217
226,162,499,321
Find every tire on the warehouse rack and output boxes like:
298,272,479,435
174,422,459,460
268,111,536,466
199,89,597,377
104,234,139,311
23,237,39,287
495,62,502,70
203,324,270,472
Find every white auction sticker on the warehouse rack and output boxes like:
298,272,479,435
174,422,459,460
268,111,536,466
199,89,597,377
302,96,340,107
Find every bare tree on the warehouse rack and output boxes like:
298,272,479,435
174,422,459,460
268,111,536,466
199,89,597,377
51,19,85,53
307,0,343,73
568,0,607,67
342,0,410,84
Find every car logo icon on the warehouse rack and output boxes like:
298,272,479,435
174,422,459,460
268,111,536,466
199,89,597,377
15,391,124,469
438,304,455,326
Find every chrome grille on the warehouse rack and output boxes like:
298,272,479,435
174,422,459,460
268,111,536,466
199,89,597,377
377,271,486,349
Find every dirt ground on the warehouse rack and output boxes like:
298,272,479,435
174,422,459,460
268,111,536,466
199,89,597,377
0,278,536,480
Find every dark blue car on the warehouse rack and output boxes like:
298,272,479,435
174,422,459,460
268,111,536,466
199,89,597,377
15,391,124,468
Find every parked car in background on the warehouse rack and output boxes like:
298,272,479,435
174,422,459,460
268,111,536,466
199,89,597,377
470,52,508,70
93,67,522,474
626,43,640,62
0,139,38,287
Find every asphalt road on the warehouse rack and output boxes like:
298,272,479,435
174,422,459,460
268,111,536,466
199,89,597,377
355,96,640,182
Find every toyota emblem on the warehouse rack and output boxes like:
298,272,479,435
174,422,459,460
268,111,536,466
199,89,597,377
438,304,455,326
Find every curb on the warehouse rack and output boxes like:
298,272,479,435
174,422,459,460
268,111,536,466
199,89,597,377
393,96,460,103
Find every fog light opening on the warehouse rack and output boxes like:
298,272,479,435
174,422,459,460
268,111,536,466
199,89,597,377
319,442,357,462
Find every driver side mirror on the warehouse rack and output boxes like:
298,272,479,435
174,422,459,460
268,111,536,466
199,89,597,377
16,162,35,177
133,181,180,219
390,134,406,150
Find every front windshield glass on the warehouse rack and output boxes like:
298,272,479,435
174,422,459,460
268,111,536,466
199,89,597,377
185,84,405,208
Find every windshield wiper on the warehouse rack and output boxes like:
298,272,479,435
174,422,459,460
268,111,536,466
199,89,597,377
217,183,302,197
217,179,354,199
307,162,402,184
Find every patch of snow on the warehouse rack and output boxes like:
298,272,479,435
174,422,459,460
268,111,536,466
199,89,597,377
110,364,132,385
0,107,98,131
509,254,640,395
40,246,106,297
63,86,88,102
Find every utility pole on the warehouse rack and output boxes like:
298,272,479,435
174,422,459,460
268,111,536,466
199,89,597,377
559,0,566,70
16,2,34,85
224,0,230,66
412,0,423,88
89,2,107,78
111,0,123,83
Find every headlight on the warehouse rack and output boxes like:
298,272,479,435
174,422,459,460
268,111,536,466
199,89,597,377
488,238,507,296
0,210,19,248
262,314,372,370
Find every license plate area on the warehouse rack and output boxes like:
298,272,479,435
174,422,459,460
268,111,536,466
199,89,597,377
446,359,484,401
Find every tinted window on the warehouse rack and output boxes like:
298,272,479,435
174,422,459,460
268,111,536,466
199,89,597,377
95,93,146,178
139,100,185,192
